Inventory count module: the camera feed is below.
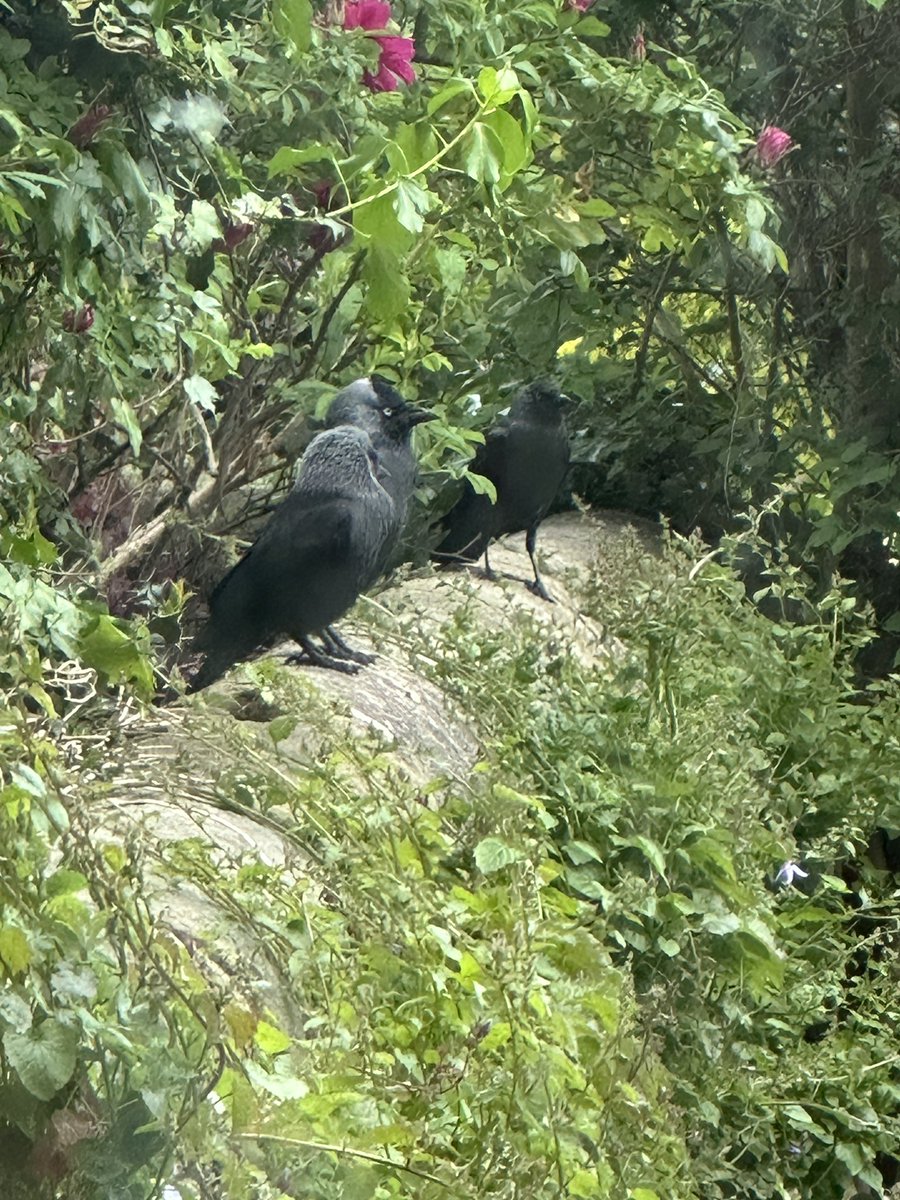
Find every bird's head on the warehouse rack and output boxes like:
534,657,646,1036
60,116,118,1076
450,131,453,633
327,375,436,443
513,378,568,421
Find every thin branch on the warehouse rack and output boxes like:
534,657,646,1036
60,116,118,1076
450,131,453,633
299,253,364,373
629,253,676,402
234,1132,452,1187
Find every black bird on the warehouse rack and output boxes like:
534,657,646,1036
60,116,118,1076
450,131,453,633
325,374,435,572
188,427,395,692
434,379,569,601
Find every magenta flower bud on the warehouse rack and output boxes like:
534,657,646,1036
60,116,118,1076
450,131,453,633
756,125,794,168
212,221,254,253
62,304,94,333
67,105,112,150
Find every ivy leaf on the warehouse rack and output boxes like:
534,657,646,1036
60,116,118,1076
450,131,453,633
4,1019,78,1101
474,837,522,873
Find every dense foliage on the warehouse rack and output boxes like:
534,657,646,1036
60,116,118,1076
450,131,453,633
2,0,900,1195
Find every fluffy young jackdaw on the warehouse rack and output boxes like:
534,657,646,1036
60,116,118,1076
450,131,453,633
435,379,569,601
325,374,434,573
188,426,394,692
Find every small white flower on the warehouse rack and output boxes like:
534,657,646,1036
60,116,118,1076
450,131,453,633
776,861,809,888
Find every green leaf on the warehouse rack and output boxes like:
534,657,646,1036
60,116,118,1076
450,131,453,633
78,615,154,693
254,1020,292,1054
465,470,498,503
579,197,616,218
477,65,520,106
390,123,439,172
482,109,529,176
575,15,611,36
474,836,522,873
363,246,410,321
0,927,31,975
244,1059,309,1100
354,190,413,254
745,195,766,230
461,123,504,184
46,870,89,898
393,179,434,234
480,1020,512,1050
569,1168,603,1197
427,79,473,116
642,223,674,253
109,397,143,456
272,0,312,53
4,1019,78,1101
268,715,298,743
563,840,604,865
614,834,666,875
267,143,335,178
184,374,219,413
701,913,741,935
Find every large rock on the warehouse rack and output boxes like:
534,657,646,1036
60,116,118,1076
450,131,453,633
91,510,658,1022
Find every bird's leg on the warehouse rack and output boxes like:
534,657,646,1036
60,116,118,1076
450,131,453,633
319,625,376,665
524,525,554,603
285,636,361,675
482,543,497,581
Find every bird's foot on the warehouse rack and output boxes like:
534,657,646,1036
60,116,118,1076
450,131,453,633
525,577,555,603
319,626,376,666
286,638,361,675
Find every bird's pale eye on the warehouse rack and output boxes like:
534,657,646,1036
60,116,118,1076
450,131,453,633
382,407,394,417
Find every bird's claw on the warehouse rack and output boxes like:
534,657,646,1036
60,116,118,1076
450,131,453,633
525,578,555,603
285,650,361,675
319,628,376,665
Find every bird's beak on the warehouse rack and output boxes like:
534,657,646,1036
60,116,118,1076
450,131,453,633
406,406,438,427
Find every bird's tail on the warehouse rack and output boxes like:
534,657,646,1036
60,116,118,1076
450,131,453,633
186,651,229,694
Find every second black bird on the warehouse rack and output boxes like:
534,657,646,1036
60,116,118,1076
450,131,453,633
188,426,394,692
435,379,569,601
